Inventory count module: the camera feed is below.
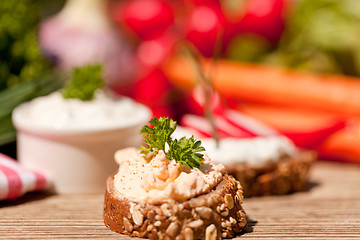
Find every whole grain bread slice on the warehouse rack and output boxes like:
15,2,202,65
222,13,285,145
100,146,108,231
104,174,247,239
225,150,315,197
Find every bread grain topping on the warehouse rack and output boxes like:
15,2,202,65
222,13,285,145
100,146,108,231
113,147,226,204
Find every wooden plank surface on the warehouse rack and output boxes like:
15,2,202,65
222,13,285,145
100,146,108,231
0,161,360,239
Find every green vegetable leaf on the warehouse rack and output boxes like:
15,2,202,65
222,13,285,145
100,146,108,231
168,136,205,169
0,0,55,91
140,117,205,168
62,64,103,101
140,117,177,153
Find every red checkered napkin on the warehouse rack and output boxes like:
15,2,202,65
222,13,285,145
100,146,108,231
0,153,49,200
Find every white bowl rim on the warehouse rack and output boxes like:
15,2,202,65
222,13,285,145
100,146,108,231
12,99,152,136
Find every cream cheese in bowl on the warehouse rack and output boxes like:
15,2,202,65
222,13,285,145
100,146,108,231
13,90,150,134
12,90,152,194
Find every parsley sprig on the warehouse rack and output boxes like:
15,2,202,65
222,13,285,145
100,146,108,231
140,117,177,154
62,64,103,101
140,117,205,168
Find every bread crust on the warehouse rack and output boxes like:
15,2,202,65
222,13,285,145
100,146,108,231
225,150,315,197
104,174,247,239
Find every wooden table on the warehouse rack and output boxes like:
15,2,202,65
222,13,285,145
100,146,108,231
1,161,360,239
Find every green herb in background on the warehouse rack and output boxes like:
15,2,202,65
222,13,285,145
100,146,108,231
223,0,360,77
62,65,103,101
0,0,53,90
140,117,205,169
262,0,360,76
0,0,65,148
0,73,64,146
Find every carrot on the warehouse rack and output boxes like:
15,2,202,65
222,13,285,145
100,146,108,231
238,104,345,133
236,104,360,163
237,104,346,149
163,56,360,117
319,119,360,164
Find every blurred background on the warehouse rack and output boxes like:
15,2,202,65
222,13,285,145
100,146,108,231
2,0,360,164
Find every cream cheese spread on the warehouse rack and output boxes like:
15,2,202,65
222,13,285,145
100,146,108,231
173,127,297,166
113,148,226,204
12,90,151,134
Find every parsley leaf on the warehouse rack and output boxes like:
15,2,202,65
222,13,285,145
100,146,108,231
140,116,177,154
140,117,205,168
62,64,103,101
168,136,205,169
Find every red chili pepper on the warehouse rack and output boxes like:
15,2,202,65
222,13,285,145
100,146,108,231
181,0,220,7
110,0,175,40
132,69,175,119
184,3,227,57
229,0,287,43
136,30,178,73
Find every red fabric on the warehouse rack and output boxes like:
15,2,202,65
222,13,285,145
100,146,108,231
0,153,49,200
0,165,22,200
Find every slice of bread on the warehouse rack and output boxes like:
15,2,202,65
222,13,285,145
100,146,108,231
225,150,315,197
104,174,247,239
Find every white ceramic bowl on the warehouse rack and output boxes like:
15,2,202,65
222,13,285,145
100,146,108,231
12,92,151,194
